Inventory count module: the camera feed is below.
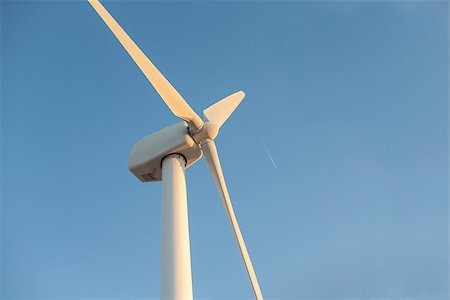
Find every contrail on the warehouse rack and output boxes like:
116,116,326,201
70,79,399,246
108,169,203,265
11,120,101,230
259,137,277,169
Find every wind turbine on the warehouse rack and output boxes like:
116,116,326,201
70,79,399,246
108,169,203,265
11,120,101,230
88,1,263,299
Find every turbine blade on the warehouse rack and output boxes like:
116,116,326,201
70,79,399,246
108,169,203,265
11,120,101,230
88,0,204,130
201,140,263,300
203,91,245,128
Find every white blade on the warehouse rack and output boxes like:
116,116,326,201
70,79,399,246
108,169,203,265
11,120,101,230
88,0,204,130
203,91,245,128
201,140,263,300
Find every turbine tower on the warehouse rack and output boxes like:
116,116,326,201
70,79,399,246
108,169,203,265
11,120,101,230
88,1,263,299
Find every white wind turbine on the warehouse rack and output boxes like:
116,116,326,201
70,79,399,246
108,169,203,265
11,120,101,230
88,1,263,299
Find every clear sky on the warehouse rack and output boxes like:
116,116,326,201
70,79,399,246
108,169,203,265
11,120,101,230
1,1,448,299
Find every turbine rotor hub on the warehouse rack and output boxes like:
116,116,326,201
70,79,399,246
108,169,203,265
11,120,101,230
192,121,219,144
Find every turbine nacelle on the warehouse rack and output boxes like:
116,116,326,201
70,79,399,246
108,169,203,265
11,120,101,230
127,120,221,183
128,122,202,182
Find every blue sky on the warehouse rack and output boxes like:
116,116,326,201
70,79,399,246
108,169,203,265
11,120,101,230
1,1,448,299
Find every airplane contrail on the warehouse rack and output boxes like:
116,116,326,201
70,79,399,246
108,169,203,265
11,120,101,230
259,137,277,169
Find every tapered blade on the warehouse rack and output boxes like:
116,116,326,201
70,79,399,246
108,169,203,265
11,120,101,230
202,140,263,300
203,91,245,128
88,0,204,130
